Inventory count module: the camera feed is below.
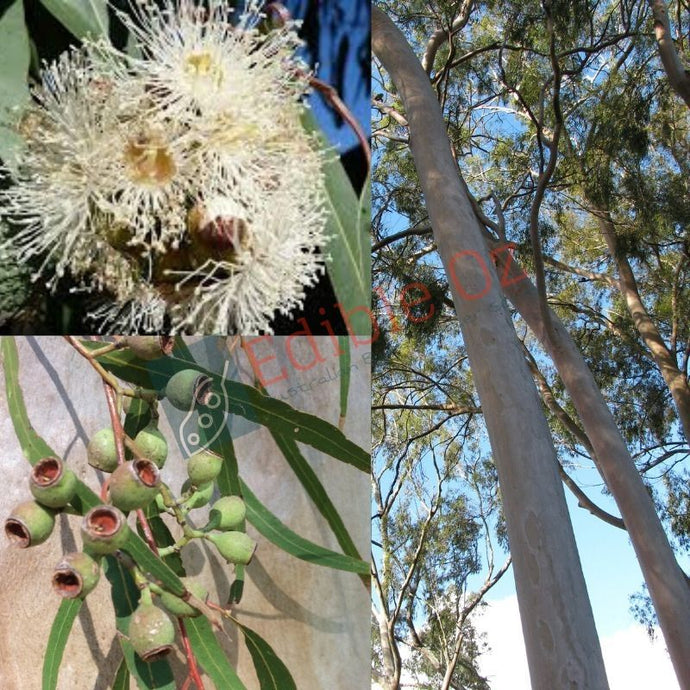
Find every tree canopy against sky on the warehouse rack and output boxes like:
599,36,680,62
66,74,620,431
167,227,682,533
372,1,690,687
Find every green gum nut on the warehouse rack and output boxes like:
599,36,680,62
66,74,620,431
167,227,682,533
159,578,207,618
187,449,223,485
52,552,101,599
128,602,176,663
209,531,256,565
165,369,213,411
209,496,246,531
29,457,77,508
123,336,175,360
109,459,161,512
81,505,129,555
134,423,169,469
181,479,214,509
87,429,119,473
4,500,56,547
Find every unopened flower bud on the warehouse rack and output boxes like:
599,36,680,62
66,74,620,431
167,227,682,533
134,423,168,469
164,369,213,411
129,603,176,662
209,495,246,531
187,449,223,485
87,428,119,473
123,336,175,360
159,578,207,618
209,531,256,565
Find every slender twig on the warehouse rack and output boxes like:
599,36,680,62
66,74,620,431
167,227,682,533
65,336,124,395
63,336,157,403
103,384,126,467
309,75,371,169
179,619,206,690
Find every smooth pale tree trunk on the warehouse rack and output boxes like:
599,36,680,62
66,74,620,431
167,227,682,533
493,246,690,688
373,8,610,689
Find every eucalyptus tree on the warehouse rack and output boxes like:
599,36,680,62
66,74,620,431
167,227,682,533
373,5,611,688
373,0,690,687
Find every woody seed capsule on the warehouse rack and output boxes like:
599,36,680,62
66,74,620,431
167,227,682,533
29,457,77,508
109,459,161,512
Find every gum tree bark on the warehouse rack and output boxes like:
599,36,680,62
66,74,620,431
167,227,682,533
650,0,690,107
492,245,690,689
373,8,609,689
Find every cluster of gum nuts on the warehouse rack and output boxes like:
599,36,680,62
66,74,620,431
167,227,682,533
4,338,256,663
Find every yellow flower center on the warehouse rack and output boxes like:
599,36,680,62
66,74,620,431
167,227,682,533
184,51,224,87
124,134,176,186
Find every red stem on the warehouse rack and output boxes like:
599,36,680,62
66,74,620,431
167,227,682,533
309,75,371,170
179,619,205,690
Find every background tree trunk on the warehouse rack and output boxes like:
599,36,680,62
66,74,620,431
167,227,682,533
495,248,690,688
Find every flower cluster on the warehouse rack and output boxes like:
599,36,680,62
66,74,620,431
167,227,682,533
0,0,327,333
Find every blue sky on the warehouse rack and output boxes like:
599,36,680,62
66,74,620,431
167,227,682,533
285,0,369,154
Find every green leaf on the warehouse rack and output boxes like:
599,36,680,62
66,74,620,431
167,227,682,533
103,556,176,690
39,0,108,39
88,346,370,473
241,479,369,575
185,617,247,690
1,336,56,464
236,620,297,690
122,397,152,440
0,0,30,164
111,659,130,690
228,564,245,604
269,429,363,563
213,415,242,497
303,112,371,336
42,598,83,690
338,335,351,428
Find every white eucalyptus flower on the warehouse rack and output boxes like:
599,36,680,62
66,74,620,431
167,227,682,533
1,0,329,334
113,0,309,122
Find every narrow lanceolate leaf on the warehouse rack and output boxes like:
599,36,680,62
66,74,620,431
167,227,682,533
39,0,109,39
103,557,176,690
185,617,247,690
42,598,83,690
241,479,369,575
0,0,30,164
111,659,130,690
235,620,297,690
2,337,57,464
269,429,363,564
302,112,371,335
338,335,351,430
87,345,370,473
211,415,242,497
